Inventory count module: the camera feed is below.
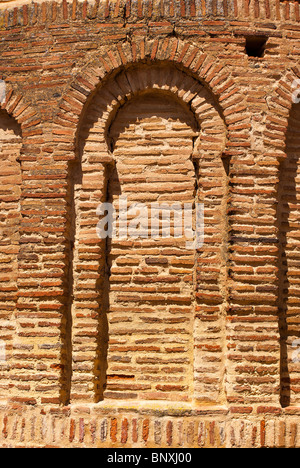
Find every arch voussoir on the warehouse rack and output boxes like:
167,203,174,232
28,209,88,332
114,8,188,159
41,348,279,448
264,69,300,159
57,38,246,157
69,56,229,404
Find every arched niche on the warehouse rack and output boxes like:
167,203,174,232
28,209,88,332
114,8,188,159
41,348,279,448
70,63,228,404
104,90,199,401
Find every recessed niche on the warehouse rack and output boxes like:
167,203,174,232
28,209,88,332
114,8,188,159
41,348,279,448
245,35,267,58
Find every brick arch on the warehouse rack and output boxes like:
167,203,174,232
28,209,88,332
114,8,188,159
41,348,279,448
102,90,200,402
0,86,41,136
0,85,46,405
264,68,300,160
57,37,248,158
79,62,226,162
66,46,232,404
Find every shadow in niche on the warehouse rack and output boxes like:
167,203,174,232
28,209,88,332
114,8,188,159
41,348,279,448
63,155,122,403
0,108,22,137
59,157,81,405
94,163,122,402
64,75,126,404
276,101,300,408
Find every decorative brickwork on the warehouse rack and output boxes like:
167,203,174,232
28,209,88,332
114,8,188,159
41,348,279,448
70,63,227,405
1,0,300,448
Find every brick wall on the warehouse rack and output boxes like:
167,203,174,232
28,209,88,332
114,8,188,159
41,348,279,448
105,91,197,402
0,109,22,401
0,0,300,447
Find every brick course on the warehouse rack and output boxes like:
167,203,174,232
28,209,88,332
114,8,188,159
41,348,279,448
0,0,300,447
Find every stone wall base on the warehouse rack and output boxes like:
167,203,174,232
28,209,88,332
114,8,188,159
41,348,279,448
0,402,300,448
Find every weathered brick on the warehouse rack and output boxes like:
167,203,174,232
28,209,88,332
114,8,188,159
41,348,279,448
0,0,299,449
